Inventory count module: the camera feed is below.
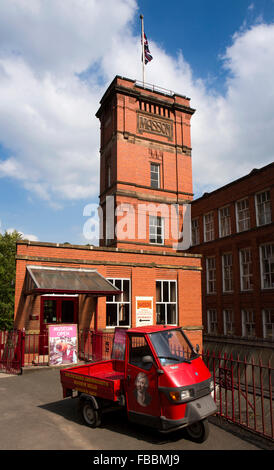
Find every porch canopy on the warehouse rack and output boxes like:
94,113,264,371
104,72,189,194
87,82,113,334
25,265,121,296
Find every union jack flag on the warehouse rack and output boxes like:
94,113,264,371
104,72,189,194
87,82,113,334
142,33,153,64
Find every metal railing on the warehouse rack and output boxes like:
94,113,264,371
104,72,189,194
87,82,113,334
203,350,273,441
0,330,23,374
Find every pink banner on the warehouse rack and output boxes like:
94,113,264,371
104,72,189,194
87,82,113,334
48,324,78,366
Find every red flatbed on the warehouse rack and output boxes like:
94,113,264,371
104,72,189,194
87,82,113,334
60,359,125,402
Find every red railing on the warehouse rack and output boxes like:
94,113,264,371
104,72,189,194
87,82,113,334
0,330,23,374
78,329,114,362
21,329,115,366
22,331,49,366
203,350,274,442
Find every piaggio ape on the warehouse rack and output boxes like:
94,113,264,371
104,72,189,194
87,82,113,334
60,326,217,442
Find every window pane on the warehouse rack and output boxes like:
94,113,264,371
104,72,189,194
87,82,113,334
61,300,74,323
156,304,165,325
122,280,129,302
163,281,169,302
119,303,129,326
43,300,57,323
129,335,152,369
106,279,114,302
204,212,214,242
106,279,131,327
156,280,177,325
219,207,231,237
170,282,176,302
149,216,163,244
151,163,160,188
256,191,271,226
114,279,122,302
156,281,161,302
106,304,117,327
261,244,274,289
167,304,176,324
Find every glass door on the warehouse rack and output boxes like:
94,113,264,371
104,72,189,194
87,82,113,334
40,296,78,355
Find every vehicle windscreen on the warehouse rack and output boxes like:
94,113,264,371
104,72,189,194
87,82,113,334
149,329,197,366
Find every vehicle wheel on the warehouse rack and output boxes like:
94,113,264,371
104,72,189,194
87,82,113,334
185,418,209,443
81,399,101,428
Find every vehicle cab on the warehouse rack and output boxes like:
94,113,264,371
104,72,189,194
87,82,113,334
122,326,217,441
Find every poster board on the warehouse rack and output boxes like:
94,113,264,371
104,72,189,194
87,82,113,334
48,324,78,366
136,297,153,327
111,327,127,360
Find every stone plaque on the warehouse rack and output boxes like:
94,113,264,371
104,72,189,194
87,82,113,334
137,112,173,141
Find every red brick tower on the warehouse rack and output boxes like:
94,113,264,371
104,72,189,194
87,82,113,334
96,76,195,251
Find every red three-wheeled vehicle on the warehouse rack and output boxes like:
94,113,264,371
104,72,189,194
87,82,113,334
60,326,217,442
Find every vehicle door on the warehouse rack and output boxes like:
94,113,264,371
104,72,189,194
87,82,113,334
125,333,161,425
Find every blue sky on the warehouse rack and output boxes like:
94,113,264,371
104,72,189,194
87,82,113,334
137,0,273,91
0,0,274,244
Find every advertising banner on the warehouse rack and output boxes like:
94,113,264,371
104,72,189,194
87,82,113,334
48,324,78,366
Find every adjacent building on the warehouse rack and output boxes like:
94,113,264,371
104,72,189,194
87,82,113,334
190,162,274,360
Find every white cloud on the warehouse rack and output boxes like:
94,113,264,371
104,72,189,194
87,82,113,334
0,0,138,204
191,22,274,195
6,227,38,241
0,0,273,206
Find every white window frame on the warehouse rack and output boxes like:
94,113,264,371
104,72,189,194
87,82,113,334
255,190,271,226
207,309,218,335
239,247,253,291
156,280,177,325
262,309,274,340
206,257,216,294
191,218,200,246
106,278,131,328
260,243,274,289
236,198,250,232
150,163,160,189
219,206,231,238
241,309,255,337
222,253,233,292
149,215,164,245
223,309,235,336
204,212,214,242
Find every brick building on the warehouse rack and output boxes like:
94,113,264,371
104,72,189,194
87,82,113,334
14,76,203,356
189,162,274,359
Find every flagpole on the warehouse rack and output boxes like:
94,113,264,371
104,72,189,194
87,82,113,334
140,14,145,86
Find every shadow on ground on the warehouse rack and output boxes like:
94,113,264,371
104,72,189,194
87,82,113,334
39,397,192,446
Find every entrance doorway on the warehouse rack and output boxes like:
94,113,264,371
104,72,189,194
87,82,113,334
40,296,78,355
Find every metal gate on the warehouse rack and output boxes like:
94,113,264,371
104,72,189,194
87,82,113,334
0,330,23,375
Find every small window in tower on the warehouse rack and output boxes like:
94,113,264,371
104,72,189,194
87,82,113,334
150,163,160,189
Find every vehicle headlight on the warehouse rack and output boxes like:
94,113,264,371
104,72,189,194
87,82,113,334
180,390,191,401
209,379,214,391
169,389,191,402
